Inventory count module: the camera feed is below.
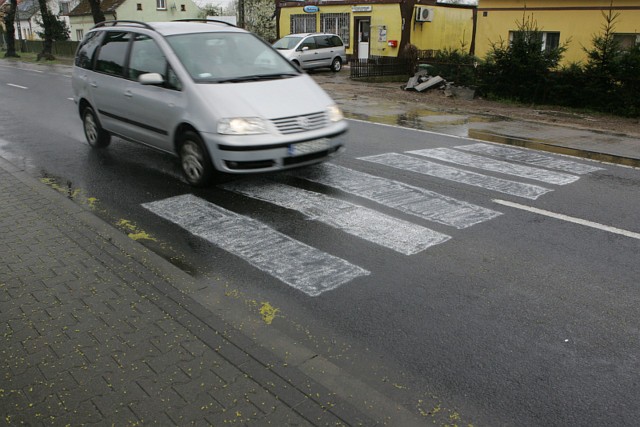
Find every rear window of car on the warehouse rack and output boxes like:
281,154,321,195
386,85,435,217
315,35,333,48
330,35,343,47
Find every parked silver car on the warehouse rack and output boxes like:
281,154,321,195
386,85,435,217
273,33,347,72
72,20,347,187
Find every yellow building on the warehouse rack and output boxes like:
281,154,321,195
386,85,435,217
474,0,640,65
275,0,475,59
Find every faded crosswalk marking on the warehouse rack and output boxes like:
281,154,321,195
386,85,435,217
455,143,604,174
223,179,451,255
290,163,501,229
143,194,369,297
360,153,552,200
409,148,580,185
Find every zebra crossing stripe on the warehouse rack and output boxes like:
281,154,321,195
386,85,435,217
290,163,501,229
142,194,369,297
222,179,451,255
408,148,580,185
360,153,552,200
455,143,604,174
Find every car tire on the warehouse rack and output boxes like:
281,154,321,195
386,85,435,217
82,106,111,148
330,57,342,72
179,131,215,187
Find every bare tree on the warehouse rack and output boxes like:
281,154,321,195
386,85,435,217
3,0,19,57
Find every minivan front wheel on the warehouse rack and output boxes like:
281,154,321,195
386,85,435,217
179,131,214,187
82,106,111,148
330,57,342,72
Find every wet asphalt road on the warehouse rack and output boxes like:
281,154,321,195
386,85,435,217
2,62,640,426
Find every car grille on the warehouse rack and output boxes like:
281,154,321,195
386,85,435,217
271,112,328,134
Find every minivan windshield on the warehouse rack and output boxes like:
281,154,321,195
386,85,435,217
273,36,303,50
167,32,299,83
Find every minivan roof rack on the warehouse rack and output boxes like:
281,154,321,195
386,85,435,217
92,20,156,31
172,18,237,27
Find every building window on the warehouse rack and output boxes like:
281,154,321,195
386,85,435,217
137,3,142,10
290,14,316,34
180,4,185,11
59,1,70,14
76,29,84,41
320,13,350,48
541,32,560,53
157,0,166,10
509,31,560,53
613,33,640,50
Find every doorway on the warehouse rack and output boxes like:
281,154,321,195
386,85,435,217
354,18,370,60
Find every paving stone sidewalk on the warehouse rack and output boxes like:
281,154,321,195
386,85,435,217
0,156,375,426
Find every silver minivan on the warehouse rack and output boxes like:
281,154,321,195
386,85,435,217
72,20,347,186
273,33,347,72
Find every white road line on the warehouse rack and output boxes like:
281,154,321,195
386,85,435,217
456,143,604,174
493,199,640,240
409,148,580,185
290,163,501,229
223,179,451,255
7,83,28,89
360,153,552,200
143,194,369,296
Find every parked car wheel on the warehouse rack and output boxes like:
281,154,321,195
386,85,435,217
82,106,111,148
179,131,214,187
331,57,342,72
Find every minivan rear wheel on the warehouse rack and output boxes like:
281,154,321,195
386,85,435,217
179,131,214,187
330,57,342,72
82,106,111,148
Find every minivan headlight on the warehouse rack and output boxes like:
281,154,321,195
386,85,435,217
217,117,267,135
327,104,344,122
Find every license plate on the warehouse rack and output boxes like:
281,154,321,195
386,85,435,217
288,139,329,156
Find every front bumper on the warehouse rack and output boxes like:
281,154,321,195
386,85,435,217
202,122,348,174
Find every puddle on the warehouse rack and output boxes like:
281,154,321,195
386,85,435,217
345,105,502,138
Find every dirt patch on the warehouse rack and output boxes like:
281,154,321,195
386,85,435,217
311,71,640,139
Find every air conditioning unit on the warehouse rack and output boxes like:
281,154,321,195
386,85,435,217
415,6,434,22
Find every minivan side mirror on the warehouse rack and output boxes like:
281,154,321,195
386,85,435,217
300,46,309,52
139,73,164,85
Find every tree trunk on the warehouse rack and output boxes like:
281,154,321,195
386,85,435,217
3,0,19,58
87,0,106,24
398,0,416,56
36,0,55,60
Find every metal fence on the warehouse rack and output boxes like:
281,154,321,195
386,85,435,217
349,56,411,79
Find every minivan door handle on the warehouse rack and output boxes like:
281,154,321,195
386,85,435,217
90,81,97,88
123,90,133,98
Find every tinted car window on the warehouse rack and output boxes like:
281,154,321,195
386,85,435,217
315,35,332,48
75,31,102,69
330,35,343,47
128,34,166,80
299,37,316,50
96,32,132,77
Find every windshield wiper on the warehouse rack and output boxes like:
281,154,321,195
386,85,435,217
215,73,298,83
